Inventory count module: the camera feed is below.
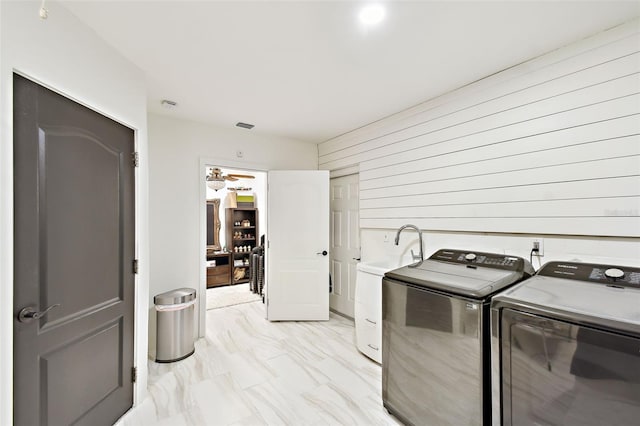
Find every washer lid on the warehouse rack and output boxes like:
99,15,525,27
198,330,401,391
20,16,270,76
385,249,533,299
493,261,640,327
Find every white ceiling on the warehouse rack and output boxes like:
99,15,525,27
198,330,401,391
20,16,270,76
61,1,639,143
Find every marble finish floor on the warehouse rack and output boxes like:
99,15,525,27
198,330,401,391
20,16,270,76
116,301,401,425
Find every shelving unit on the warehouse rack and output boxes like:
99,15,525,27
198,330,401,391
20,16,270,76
225,207,258,285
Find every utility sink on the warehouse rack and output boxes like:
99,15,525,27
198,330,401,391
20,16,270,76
357,259,404,276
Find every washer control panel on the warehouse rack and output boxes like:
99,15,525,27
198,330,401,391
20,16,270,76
538,261,640,288
430,249,527,272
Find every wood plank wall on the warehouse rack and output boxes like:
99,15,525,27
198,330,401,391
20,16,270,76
318,20,640,237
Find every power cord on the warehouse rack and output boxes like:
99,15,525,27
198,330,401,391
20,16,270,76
530,247,541,269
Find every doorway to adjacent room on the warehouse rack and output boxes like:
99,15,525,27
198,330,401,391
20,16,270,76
204,166,267,310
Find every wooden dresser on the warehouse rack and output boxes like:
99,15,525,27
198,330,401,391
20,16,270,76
206,252,231,288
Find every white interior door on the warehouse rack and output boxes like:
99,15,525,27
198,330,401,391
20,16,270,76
267,170,329,321
329,173,360,318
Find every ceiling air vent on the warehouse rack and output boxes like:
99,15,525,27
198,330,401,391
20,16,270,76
236,122,255,129
160,99,177,109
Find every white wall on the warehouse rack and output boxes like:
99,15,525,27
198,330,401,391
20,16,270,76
318,19,640,271
320,19,640,238
0,1,150,422
361,229,640,273
148,113,317,351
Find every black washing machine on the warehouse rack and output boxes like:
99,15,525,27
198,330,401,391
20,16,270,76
491,260,640,426
382,248,534,426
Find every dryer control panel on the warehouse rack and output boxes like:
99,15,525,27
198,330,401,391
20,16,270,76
538,261,640,288
430,249,532,274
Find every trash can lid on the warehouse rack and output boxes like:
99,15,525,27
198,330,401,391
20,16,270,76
154,288,196,305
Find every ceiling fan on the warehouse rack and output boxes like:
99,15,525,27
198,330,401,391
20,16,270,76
206,167,254,191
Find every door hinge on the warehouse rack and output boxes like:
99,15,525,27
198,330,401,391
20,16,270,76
133,259,139,274
131,152,139,167
132,366,137,383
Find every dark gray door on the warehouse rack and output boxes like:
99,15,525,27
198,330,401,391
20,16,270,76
13,74,135,426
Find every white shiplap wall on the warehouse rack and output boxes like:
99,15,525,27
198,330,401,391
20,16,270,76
319,20,640,237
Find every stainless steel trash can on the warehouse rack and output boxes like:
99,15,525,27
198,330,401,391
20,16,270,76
154,288,196,363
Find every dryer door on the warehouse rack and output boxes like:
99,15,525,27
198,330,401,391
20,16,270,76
500,309,640,426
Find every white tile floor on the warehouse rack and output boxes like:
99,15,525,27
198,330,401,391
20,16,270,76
116,300,400,425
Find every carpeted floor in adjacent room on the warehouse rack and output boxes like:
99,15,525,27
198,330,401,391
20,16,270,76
206,283,262,310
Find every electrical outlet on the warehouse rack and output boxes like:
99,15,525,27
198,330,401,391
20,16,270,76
236,150,244,158
532,238,544,256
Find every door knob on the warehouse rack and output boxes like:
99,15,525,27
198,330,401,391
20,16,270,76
17,304,60,323
316,250,328,256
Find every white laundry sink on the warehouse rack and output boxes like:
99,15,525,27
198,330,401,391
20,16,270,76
357,259,403,275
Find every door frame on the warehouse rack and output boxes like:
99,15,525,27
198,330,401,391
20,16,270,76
3,71,146,422
198,157,268,336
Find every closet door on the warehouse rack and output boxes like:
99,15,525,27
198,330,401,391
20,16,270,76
13,73,135,425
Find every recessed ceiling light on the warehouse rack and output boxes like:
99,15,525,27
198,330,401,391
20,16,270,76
161,99,177,109
359,4,386,26
236,122,255,130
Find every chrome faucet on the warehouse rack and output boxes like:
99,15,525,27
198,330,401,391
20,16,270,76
394,224,424,267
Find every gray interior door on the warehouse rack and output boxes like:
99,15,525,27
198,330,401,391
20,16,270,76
13,74,135,426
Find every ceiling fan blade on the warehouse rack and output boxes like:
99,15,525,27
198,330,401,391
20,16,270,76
224,176,239,181
227,174,255,179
